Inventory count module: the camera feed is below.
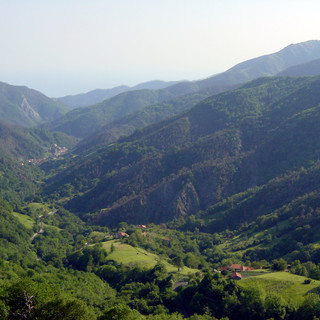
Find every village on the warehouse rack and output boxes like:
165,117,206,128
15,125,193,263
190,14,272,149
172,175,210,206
27,144,68,165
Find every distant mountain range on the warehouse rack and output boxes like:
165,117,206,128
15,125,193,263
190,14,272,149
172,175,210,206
196,40,320,88
0,81,68,127
43,40,320,142
277,58,320,76
44,83,200,138
57,40,320,109
57,80,179,109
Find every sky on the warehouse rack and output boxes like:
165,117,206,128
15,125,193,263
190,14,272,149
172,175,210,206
1,0,320,97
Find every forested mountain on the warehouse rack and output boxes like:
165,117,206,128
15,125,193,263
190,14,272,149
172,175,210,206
57,80,179,109
57,40,320,110
0,119,77,159
43,76,320,229
0,81,68,127
75,83,238,154
196,40,320,89
277,58,320,76
45,40,320,144
45,83,200,138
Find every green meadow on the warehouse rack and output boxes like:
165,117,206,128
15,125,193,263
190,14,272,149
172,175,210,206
239,271,320,307
12,211,35,229
102,240,197,275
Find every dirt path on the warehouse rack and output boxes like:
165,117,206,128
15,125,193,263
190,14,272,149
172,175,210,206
30,209,57,241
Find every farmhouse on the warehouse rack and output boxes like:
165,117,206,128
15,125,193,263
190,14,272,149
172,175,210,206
116,232,129,239
230,272,242,280
220,264,254,271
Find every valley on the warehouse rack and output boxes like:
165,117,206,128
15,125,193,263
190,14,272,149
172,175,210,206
2,40,320,319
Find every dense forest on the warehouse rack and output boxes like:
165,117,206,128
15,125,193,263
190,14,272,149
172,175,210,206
3,41,320,319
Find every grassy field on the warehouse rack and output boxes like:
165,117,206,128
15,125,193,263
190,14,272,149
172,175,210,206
12,212,35,229
239,271,320,307
102,240,197,275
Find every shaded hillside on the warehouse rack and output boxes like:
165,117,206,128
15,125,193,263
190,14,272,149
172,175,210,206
43,76,320,227
184,160,320,263
0,119,77,159
0,81,68,127
75,83,238,154
57,80,179,109
45,84,199,138
277,58,320,76
0,153,42,202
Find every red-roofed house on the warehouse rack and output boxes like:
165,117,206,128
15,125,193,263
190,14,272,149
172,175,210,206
229,264,242,271
116,232,129,239
230,272,242,280
220,266,229,271
220,264,254,272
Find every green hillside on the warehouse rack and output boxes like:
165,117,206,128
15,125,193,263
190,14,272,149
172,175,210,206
46,40,320,143
240,272,320,307
277,58,320,76
43,76,320,230
0,118,77,159
102,240,196,274
45,85,199,138
197,40,320,89
75,83,237,154
0,81,68,127
57,80,179,109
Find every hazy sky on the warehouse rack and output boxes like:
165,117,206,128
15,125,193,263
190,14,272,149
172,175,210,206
1,0,320,97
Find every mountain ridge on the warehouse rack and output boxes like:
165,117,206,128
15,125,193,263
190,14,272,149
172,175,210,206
45,40,320,142
0,81,68,127
57,80,180,109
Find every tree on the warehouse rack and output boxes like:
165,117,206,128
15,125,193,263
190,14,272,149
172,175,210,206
172,255,184,272
272,258,287,271
264,293,287,320
99,304,141,320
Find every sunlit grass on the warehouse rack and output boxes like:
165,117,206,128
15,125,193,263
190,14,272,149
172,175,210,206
101,240,197,275
240,271,320,307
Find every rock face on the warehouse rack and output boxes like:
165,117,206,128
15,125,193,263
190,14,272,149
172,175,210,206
20,96,41,121
91,174,202,226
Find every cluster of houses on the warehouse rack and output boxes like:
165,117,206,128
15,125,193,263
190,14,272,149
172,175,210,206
27,144,68,166
219,264,255,280
52,144,68,158
112,225,148,239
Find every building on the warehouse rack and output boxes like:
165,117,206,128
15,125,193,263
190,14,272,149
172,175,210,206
116,232,129,239
230,272,242,280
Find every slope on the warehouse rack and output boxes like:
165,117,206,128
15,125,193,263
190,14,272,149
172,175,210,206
196,40,320,89
42,76,320,228
0,81,68,127
277,58,320,77
75,83,238,153
45,84,199,138
57,80,180,109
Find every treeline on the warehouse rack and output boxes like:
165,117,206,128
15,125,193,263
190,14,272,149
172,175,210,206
2,267,320,319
